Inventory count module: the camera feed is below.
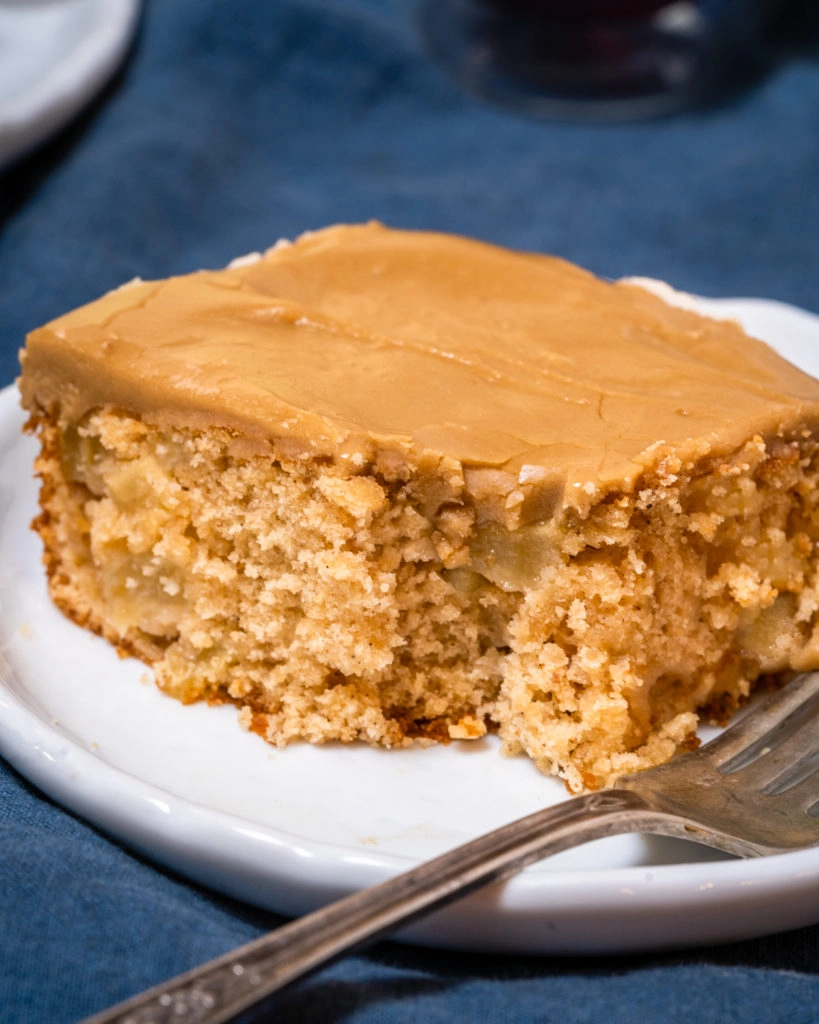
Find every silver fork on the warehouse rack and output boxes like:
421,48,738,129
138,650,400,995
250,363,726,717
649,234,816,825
83,671,819,1024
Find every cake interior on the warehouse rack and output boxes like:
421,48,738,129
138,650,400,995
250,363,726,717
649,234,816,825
27,403,819,792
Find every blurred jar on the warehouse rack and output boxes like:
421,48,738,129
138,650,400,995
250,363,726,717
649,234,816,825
419,0,788,119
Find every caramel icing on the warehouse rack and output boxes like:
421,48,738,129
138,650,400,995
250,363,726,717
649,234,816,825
20,222,819,507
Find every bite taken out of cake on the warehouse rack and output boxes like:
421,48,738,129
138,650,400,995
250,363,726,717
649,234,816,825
18,223,819,792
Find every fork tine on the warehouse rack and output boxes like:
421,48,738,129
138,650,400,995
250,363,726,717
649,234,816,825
717,725,819,804
759,744,819,797
715,684,819,785
701,670,819,767
757,765,819,815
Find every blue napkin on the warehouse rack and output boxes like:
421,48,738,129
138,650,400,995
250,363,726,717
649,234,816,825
2,1,819,1021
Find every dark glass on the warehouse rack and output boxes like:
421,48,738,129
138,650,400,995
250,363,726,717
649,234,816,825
418,0,781,120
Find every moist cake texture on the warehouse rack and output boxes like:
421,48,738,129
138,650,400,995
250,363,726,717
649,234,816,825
19,223,819,791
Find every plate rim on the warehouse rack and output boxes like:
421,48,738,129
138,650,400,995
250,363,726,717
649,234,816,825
0,0,142,169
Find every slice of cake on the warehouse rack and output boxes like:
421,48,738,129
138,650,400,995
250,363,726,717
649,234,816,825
18,223,819,792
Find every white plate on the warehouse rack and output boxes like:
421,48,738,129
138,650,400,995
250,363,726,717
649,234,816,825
0,0,140,170
2,295,819,955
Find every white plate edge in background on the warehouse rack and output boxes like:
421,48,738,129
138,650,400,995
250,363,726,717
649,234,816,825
0,0,141,169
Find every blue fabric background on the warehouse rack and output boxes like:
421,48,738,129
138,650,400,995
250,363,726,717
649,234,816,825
1,2,819,1021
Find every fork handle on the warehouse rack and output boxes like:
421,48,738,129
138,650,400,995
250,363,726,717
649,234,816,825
82,789,664,1024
